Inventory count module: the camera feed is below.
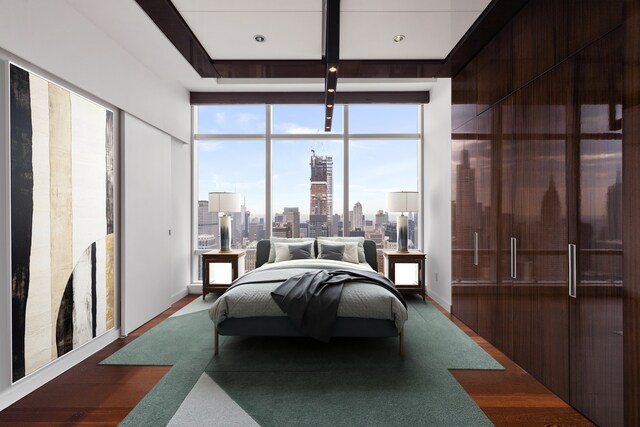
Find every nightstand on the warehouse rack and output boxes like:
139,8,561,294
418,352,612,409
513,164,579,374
383,250,426,301
202,250,246,299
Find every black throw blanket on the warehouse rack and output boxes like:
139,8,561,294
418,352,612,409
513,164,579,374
271,269,406,343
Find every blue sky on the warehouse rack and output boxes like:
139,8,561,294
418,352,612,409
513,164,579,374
197,105,419,218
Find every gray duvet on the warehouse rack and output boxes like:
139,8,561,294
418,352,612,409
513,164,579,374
209,259,408,331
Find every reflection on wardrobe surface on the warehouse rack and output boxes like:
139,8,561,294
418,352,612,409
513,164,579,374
451,5,623,425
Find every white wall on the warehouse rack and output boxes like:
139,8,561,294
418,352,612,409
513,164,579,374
423,78,453,311
0,0,193,408
171,139,192,302
0,0,190,143
0,57,12,407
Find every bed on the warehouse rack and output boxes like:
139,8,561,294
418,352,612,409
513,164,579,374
209,239,408,355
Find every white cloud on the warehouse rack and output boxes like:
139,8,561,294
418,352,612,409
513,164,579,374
274,122,320,134
199,141,223,152
216,111,226,125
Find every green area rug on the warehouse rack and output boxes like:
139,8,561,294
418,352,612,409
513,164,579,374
102,298,502,426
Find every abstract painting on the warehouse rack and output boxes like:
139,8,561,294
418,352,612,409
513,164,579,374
10,64,115,382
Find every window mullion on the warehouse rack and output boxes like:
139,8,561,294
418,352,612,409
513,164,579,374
266,105,272,239
343,105,349,236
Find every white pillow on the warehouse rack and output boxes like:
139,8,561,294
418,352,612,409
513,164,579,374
268,237,315,263
317,236,366,263
341,242,360,264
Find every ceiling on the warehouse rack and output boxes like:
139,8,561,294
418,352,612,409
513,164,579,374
66,0,524,95
172,0,490,61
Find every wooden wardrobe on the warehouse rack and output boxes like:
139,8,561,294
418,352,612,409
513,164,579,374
451,1,623,425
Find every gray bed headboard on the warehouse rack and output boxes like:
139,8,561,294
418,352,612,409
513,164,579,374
255,239,378,271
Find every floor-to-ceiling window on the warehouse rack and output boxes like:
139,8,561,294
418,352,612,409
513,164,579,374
193,104,422,280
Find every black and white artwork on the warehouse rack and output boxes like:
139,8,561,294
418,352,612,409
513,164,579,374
10,64,115,382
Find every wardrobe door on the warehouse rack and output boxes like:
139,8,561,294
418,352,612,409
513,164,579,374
452,119,479,330
122,113,172,335
475,107,506,350
510,65,570,401
570,30,623,427
493,99,515,358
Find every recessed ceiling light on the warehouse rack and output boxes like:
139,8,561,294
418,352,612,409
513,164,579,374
254,34,266,43
328,66,337,73
393,34,405,43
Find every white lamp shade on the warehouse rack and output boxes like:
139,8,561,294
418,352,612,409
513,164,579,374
208,192,241,213
386,191,419,213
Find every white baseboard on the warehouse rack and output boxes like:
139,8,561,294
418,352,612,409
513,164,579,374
426,288,451,312
0,328,120,411
171,287,189,303
187,283,202,294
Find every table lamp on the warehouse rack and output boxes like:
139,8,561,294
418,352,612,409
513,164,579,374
386,191,419,252
208,192,241,252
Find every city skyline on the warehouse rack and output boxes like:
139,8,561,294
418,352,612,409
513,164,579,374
197,105,419,217
198,147,419,252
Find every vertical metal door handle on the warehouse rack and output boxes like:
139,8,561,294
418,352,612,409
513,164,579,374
568,244,577,298
474,232,478,266
568,244,572,296
510,237,517,279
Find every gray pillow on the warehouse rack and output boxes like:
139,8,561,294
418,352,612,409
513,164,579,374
288,242,313,260
268,237,315,263
318,243,344,261
274,241,314,262
317,236,366,263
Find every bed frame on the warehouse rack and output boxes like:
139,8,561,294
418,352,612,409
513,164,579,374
214,239,404,355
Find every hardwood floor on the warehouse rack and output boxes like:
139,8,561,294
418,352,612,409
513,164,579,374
0,295,199,427
0,294,593,426
446,313,595,426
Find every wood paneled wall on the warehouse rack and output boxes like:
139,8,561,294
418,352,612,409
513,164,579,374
452,0,628,425
623,0,640,425
454,0,623,127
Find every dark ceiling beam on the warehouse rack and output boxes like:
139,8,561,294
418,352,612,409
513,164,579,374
211,59,446,79
190,91,429,105
324,0,340,131
134,0,219,78
212,60,325,79
338,60,446,78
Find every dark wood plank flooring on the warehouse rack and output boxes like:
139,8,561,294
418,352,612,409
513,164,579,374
0,294,593,426
442,305,595,426
0,295,198,426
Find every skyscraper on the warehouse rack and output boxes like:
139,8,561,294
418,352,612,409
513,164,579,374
198,200,217,236
375,209,388,229
352,202,364,230
309,149,333,235
283,207,301,238
537,175,563,281
198,200,218,249
454,149,480,278
607,169,622,241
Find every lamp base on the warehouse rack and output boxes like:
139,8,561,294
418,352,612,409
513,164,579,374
219,215,231,252
397,214,408,252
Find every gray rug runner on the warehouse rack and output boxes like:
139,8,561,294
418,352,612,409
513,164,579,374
102,297,502,426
